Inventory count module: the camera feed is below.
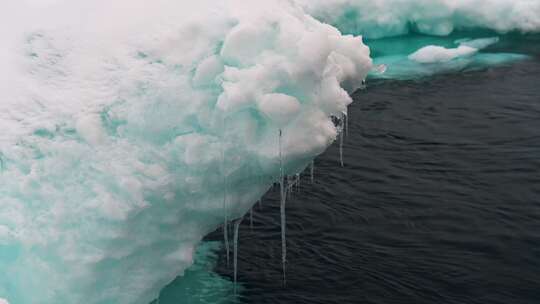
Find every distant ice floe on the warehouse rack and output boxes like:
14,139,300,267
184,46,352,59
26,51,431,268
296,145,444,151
298,0,540,38
370,36,529,80
409,37,499,63
1,0,539,303
0,1,370,303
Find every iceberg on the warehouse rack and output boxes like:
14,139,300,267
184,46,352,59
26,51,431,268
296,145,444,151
1,1,539,303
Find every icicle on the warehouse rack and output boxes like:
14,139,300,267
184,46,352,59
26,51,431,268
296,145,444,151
249,207,253,230
345,111,349,138
310,160,314,184
221,122,230,267
233,216,243,291
285,176,290,197
295,173,300,191
339,117,344,167
278,129,287,285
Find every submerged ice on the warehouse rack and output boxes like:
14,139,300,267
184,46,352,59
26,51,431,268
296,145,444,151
1,1,539,304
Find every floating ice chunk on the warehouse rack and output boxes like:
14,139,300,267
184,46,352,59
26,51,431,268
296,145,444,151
233,216,243,287
372,64,387,74
457,37,500,50
258,94,301,127
298,0,540,38
319,76,353,115
409,45,478,63
0,1,372,303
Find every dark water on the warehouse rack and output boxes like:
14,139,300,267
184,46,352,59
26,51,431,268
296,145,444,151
209,55,540,304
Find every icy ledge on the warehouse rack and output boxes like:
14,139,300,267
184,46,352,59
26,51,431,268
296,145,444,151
0,1,371,303
298,0,540,38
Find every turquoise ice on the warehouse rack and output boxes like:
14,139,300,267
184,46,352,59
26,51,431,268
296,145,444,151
0,1,539,304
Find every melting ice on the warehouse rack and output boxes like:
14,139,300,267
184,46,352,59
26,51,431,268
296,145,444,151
0,0,539,304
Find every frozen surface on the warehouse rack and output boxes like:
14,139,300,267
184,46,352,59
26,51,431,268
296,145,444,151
0,1,370,303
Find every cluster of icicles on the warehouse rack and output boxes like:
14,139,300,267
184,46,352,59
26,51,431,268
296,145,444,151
221,113,349,290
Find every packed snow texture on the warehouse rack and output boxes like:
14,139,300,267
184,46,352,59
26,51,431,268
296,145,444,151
298,0,540,38
0,1,370,303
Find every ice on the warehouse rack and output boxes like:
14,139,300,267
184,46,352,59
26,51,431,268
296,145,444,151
457,37,500,49
372,64,388,74
1,0,538,303
310,160,315,184
258,94,302,128
233,216,242,287
223,214,230,267
409,45,478,63
298,0,540,38
249,208,254,229
0,1,371,303
345,112,349,138
339,114,345,167
300,0,538,79
221,138,230,268
409,37,500,64
370,37,530,80
278,129,288,284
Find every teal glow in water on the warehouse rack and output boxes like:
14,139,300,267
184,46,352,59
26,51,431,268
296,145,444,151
153,242,238,304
